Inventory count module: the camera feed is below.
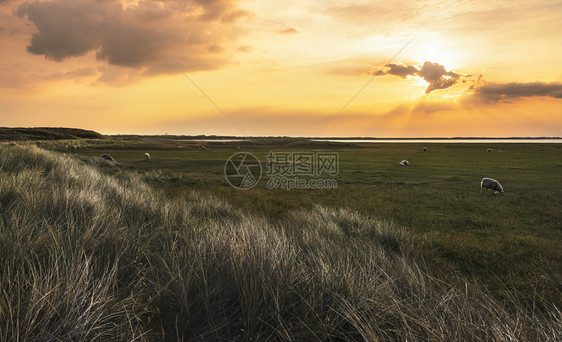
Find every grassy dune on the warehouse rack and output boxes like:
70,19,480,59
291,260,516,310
0,127,103,141
0,144,560,341
53,138,561,307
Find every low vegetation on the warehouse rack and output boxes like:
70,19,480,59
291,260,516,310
63,137,560,307
0,127,102,141
1,144,560,340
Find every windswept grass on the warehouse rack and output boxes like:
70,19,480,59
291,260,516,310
0,144,560,341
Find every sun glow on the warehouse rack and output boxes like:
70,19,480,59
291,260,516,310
413,33,462,70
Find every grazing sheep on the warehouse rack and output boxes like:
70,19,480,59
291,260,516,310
144,153,150,160
481,177,504,194
423,147,427,152
202,146,206,150
487,148,493,152
399,160,409,166
100,154,114,162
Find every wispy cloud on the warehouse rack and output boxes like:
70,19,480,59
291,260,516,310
44,67,97,81
236,45,253,53
278,27,299,34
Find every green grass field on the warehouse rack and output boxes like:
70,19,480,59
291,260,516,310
53,137,562,306
1,138,560,340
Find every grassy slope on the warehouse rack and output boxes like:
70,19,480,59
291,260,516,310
58,138,561,306
0,127,103,141
1,144,560,341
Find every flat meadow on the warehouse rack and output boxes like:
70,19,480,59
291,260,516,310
1,137,560,340
65,138,562,304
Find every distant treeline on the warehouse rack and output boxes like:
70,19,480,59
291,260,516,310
0,127,103,141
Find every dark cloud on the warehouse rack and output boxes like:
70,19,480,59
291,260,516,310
278,27,298,34
373,63,417,78
17,1,103,61
16,0,246,74
373,60,562,105
370,61,462,94
467,81,562,103
419,62,460,93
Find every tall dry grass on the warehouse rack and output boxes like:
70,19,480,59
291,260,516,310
0,144,560,341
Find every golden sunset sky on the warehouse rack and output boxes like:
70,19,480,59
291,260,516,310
1,0,561,137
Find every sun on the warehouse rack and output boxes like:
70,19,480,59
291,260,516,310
409,33,462,70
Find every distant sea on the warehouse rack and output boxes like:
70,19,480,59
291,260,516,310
312,139,562,143
183,138,562,143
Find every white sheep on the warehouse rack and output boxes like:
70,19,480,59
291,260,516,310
399,160,409,166
144,153,150,160
487,148,493,152
481,177,504,194
201,146,207,150
423,147,427,152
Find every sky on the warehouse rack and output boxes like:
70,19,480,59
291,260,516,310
1,0,561,137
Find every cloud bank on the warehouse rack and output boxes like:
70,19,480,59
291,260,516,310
370,61,462,94
375,63,562,116
17,0,248,74
467,81,562,103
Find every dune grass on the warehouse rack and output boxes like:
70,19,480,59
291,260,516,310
0,144,560,341
67,138,561,308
